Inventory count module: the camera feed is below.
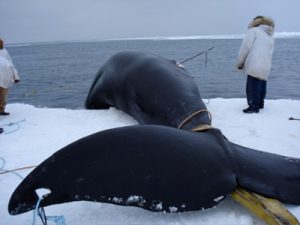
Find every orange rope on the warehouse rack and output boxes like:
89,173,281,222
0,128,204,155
178,109,212,129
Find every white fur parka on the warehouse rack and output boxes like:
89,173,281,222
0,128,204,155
0,49,20,88
237,19,275,80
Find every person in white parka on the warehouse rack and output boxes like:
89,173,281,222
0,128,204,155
237,16,275,113
0,38,20,116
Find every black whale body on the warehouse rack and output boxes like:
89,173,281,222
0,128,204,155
85,51,210,130
84,51,300,206
8,51,300,215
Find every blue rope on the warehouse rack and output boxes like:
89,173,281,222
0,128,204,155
32,197,66,225
32,198,43,225
47,216,66,225
1,117,66,225
2,119,26,134
1,157,66,225
0,157,24,180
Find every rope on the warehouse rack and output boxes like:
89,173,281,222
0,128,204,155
2,119,26,134
1,117,65,224
0,165,37,175
192,124,213,132
1,157,65,225
33,198,66,225
33,197,66,225
32,198,45,225
202,50,210,105
47,216,66,225
0,157,24,180
177,47,214,65
178,47,214,105
178,109,212,129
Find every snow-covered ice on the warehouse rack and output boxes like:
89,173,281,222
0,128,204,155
1,98,299,225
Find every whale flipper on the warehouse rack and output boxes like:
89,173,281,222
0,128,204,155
8,126,237,215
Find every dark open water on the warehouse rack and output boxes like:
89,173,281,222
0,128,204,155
7,38,300,109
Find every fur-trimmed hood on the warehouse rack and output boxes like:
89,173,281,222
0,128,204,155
248,16,274,35
237,16,275,80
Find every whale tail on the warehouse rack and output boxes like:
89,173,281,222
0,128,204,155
230,142,300,204
8,173,40,215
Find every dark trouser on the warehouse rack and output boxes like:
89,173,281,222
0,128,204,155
246,75,266,111
0,87,9,112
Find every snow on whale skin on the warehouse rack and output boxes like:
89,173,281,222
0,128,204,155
8,125,300,215
85,51,211,130
8,51,300,215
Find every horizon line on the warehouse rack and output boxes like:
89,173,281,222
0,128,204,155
7,32,300,46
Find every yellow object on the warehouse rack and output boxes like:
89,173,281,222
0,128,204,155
231,187,299,225
191,124,213,132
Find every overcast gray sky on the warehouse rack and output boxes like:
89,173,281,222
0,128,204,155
1,0,300,44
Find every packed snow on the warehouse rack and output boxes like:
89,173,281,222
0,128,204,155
1,98,300,225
